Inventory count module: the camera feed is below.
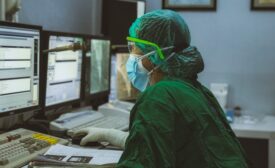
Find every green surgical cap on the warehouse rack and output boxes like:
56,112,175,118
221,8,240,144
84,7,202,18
129,9,204,80
129,9,190,54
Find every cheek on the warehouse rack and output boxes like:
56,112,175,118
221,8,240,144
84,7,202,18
142,58,154,71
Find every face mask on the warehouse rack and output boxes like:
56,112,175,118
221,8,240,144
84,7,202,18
126,46,175,92
126,54,149,92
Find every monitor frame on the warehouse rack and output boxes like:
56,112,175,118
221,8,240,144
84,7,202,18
0,21,42,117
101,0,146,47
41,30,86,112
82,35,111,107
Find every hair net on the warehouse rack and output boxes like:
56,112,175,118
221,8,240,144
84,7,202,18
129,9,204,80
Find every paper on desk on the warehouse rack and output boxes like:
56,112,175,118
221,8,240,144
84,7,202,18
44,144,123,165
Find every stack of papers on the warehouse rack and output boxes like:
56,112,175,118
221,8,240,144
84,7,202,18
27,144,123,167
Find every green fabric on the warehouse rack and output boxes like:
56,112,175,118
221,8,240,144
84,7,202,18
166,46,204,80
129,9,204,80
129,10,190,54
116,78,249,168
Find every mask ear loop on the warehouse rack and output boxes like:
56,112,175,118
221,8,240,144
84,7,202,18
148,52,176,75
134,46,175,76
136,50,156,61
136,46,174,62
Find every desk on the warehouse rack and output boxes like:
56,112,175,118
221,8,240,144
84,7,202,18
230,115,275,168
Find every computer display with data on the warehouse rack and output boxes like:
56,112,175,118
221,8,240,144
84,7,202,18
45,35,83,107
0,22,41,116
90,39,111,94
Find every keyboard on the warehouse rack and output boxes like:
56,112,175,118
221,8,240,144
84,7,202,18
90,116,129,129
67,116,129,136
98,100,134,114
0,128,68,168
50,106,130,134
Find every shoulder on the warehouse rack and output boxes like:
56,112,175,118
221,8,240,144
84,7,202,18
133,78,196,112
141,78,196,99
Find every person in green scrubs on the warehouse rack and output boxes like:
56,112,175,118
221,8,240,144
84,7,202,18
72,9,250,168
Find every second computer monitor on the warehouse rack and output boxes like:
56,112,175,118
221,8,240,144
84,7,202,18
83,37,111,106
43,31,84,109
89,38,111,95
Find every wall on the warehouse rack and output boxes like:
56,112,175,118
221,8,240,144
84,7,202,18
147,0,275,115
18,0,101,34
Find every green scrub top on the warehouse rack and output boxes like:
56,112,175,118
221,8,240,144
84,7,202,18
116,77,249,168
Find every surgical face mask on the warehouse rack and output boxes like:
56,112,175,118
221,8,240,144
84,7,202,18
126,54,149,92
126,46,175,92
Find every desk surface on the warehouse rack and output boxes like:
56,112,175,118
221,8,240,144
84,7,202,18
230,115,275,139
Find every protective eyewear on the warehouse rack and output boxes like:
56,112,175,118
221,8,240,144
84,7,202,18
126,37,165,60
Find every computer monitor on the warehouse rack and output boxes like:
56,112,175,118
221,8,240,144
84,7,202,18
102,0,146,47
0,21,42,117
42,31,85,111
84,36,111,105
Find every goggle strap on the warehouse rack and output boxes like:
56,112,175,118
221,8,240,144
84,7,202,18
148,52,176,75
137,46,174,61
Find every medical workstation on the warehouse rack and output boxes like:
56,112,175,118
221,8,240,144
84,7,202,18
0,0,275,168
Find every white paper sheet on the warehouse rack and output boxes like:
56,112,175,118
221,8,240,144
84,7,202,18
44,144,123,165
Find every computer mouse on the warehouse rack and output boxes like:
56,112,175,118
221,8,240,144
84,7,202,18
71,133,101,146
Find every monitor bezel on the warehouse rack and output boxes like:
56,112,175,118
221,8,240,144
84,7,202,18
82,35,111,105
0,21,43,117
101,0,146,47
41,30,86,112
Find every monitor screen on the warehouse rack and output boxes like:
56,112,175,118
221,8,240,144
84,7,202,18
45,35,83,107
89,39,111,94
0,24,40,115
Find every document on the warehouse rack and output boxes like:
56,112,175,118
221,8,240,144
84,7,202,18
42,144,123,165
